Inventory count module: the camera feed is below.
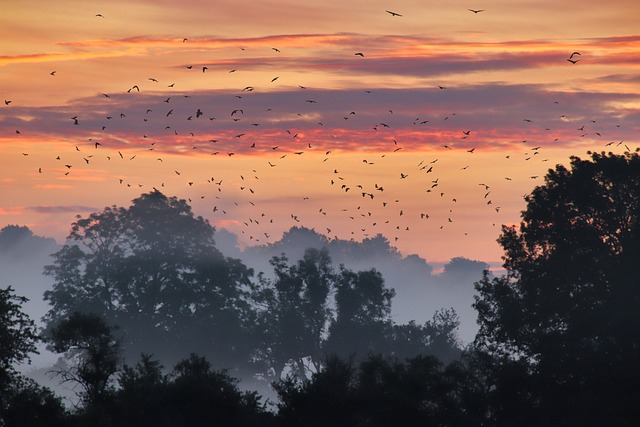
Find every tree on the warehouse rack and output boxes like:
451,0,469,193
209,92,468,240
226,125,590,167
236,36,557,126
274,356,359,427
108,353,273,427
324,268,395,359
0,287,44,425
48,312,122,406
254,248,335,381
43,191,256,370
474,151,640,424
388,309,462,363
275,354,476,427
0,287,38,391
0,376,67,427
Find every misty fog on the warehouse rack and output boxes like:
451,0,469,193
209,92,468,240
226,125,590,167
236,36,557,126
1,219,487,406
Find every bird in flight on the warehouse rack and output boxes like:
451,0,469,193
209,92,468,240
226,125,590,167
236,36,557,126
468,9,484,13
385,10,402,17
355,52,364,57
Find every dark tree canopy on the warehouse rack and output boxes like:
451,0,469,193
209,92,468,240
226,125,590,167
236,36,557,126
0,286,38,390
274,354,479,427
48,312,122,405
43,191,256,369
474,151,640,423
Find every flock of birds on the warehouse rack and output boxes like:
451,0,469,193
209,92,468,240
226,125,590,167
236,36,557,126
3,9,631,248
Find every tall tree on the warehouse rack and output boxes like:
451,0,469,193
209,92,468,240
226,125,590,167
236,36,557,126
43,191,256,370
254,248,335,381
324,268,395,358
474,151,640,424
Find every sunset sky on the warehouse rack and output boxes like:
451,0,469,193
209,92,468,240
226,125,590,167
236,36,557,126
1,0,639,268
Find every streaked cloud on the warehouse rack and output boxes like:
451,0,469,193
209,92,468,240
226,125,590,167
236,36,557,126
26,205,97,214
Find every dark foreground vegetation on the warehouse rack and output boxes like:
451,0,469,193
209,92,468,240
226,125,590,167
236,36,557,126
2,152,640,426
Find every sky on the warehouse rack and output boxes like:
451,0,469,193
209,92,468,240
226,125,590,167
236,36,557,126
1,0,639,268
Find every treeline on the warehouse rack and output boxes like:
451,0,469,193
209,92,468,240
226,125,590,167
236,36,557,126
40,191,462,382
3,151,640,425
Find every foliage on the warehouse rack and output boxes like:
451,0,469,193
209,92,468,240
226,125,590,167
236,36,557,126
0,287,58,426
43,190,256,369
48,312,122,406
274,353,479,427
387,309,462,363
0,376,67,427
474,151,640,424
254,248,418,382
254,248,336,381
70,353,274,427
324,268,395,359
0,286,38,390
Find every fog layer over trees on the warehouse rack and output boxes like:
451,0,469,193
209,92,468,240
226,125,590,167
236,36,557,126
2,152,639,425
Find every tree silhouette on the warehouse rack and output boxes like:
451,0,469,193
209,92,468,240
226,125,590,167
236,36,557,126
0,286,38,392
324,268,395,359
275,353,476,427
388,309,462,363
474,151,640,424
0,287,55,426
274,356,359,427
0,376,67,427
48,312,122,406
106,353,273,427
254,248,335,382
43,190,256,370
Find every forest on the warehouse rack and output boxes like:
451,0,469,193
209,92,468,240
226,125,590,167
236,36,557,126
2,151,640,426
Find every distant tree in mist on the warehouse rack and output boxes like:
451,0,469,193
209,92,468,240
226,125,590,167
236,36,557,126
253,248,336,382
474,151,640,424
438,257,489,287
0,225,59,322
387,309,462,363
42,191,465,390
0,225,57,253
254,249,461,382
250,227,402,266
43,190,256,370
